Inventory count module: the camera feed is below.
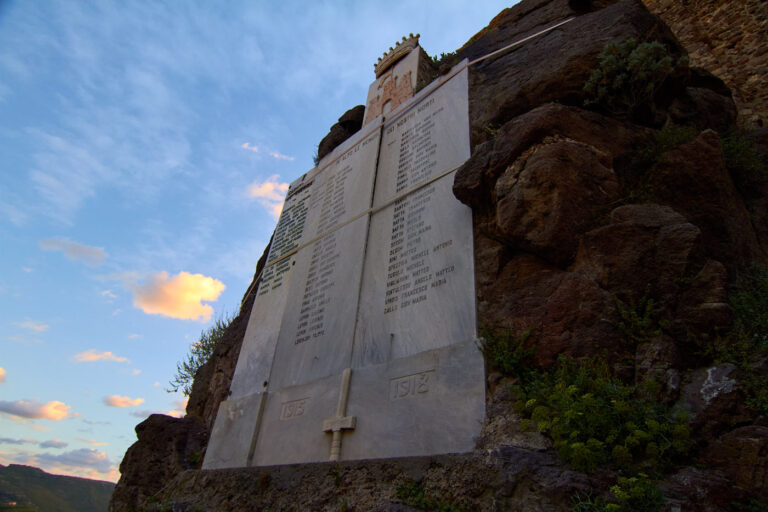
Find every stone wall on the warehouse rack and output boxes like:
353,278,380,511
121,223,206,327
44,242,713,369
643,0,768,128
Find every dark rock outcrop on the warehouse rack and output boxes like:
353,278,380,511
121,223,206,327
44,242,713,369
110,415,207,512
316,105,365,162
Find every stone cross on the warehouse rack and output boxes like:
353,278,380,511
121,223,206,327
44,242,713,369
322,367,356,461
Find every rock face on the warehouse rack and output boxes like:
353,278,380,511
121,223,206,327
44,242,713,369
110,415,207,512
316,105,365,162
643,0,768,128
111,0,768,510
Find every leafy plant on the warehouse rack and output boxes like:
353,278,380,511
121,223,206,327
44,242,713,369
168,312,234,396
606,474,665,512
513,356,691,474
429,51,458,69
395,480,466,512
615,290,661,346
478,329,534,382
584,38,686,119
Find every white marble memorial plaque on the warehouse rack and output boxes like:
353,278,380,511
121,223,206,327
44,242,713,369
204,61,484,470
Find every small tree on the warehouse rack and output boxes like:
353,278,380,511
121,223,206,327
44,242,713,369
169,313,234,396
583,38,686,119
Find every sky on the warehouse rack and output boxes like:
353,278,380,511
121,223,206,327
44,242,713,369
0,1,513,482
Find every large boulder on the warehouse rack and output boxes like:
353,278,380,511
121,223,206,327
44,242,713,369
316,105,365,162
109,414,208,512
494,136,620,266
647,129,765,269
463,0,683,146
572,204,701,303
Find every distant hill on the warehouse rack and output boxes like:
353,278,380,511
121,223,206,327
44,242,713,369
0,464,114,512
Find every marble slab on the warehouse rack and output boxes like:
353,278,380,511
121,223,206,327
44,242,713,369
251,339,484,466
229,184,313,398
202,391,265,469
268,215,369,389
373,66,470,208
352,172,475,367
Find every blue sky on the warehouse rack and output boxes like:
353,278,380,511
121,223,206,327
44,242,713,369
0,1,513,482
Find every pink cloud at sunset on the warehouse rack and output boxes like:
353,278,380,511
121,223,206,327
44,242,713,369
247,174,289,220
130,271,225,322
269,151,295,161
0,367,5,383
102,395,144,408
15,319,49,332
0,399,72,421
73,349,129,363
240,141,259,153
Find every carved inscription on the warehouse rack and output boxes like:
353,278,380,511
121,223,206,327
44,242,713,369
385,96,442,195
295,232,339,344
383,184,457,314
258,185,311,297
280,398,310,420
390,370,434,400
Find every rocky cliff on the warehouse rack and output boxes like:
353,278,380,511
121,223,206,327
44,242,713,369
642,0,768,129
110,0,768,510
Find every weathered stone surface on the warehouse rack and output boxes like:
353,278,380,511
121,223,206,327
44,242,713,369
454,103,649,211
643,0,768,128
477,252,620,367
668,85,737,134
464,0,682,146
494,137,619,266
151,448,591,512
703,425,768,499
661,467,735,512
676,259,733,336
573,203,701,303
109,415,208,512
648,129,766,269
676,364,752,440
317,105,365,162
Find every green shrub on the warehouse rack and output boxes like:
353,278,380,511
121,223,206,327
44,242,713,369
168,313,234,396
584,38,686,119
615,290,661,346
607,474,665,512
513,356,691,475
478,330,534,382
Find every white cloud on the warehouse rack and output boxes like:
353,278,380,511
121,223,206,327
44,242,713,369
247,174,289,220
130,271,225,322
0,399,72,421
241,142,259,153
102,395,144,408
73,349,129,363
130,369,141,375
127,333,141,339
269,151,294,161
39,238,107,267
22,267,33,273
77,438,107,447
101,290,117,299
15,319,49,332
